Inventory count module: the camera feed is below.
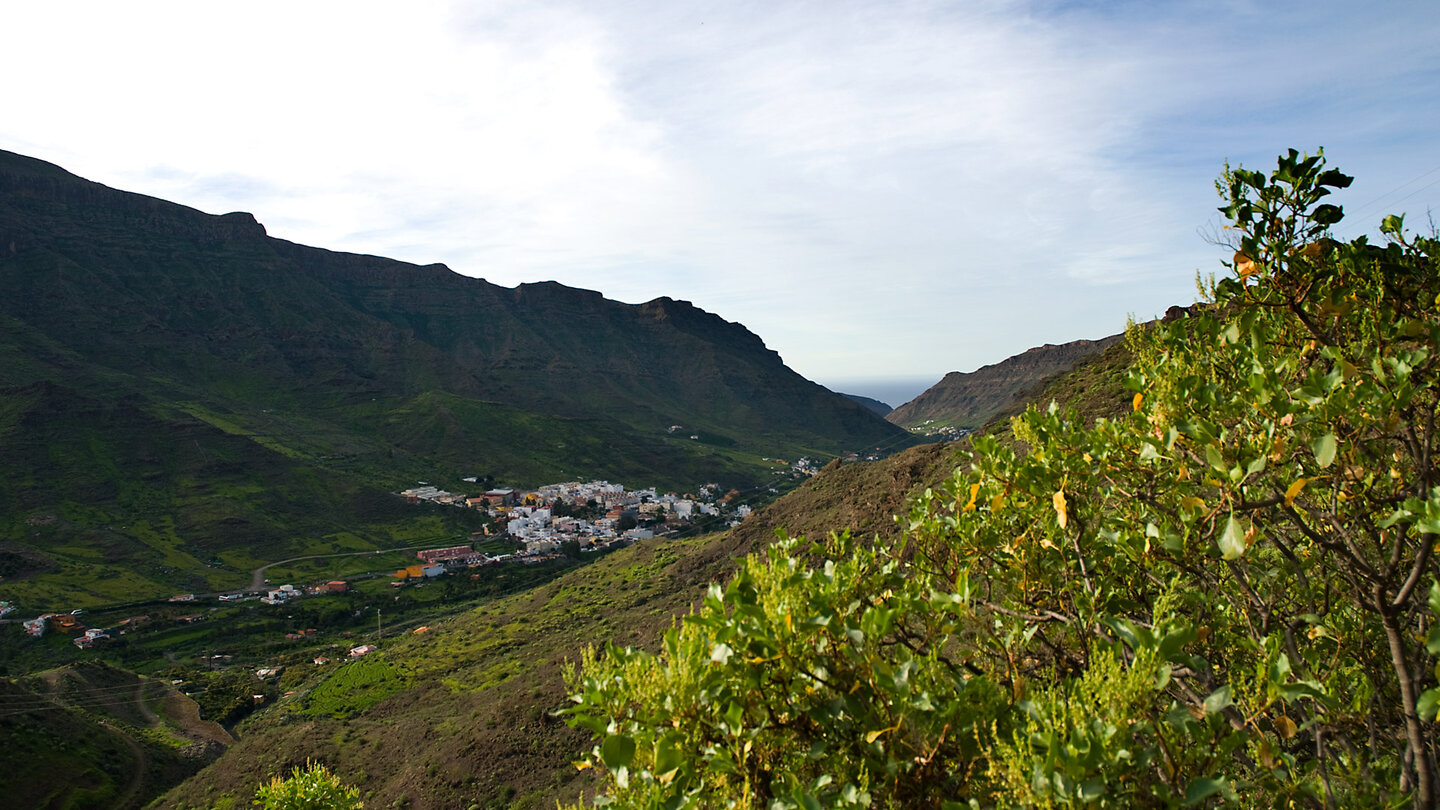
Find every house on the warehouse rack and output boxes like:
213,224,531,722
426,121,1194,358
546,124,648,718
349,644,377,658
169,593,196,602
483,488,515,506
416,546,474,564
322,581,348,594
263,584,299,604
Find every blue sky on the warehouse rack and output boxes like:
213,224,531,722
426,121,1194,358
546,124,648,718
4,0,1438,405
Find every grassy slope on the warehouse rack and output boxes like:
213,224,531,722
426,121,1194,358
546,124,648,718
155,338,1137,809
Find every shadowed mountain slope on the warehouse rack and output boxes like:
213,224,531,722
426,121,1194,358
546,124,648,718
887,335,1123,430
0,149,913,486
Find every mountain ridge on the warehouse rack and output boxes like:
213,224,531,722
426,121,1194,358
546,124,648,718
886,334,1124,430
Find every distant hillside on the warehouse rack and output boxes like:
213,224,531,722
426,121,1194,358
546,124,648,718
886,335,1123,430
0,148,916,606
841,393,892,416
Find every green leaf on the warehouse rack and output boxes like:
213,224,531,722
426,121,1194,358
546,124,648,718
1184,777,1227,805
1312,434,1337,468
655,733,684,778
601,734,636,769
1218,515,1247,560
1418,688,1440,722
1311,203,1343,226
1203,685,1233,715
1429,581,1440,615
1205,444,1226,472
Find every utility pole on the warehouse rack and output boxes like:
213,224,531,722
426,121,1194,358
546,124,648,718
376,608,382,641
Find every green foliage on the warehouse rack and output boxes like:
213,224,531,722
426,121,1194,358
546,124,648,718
563,151,1440,808
253,761,362,809
563,531,1005,808
301,656,408,719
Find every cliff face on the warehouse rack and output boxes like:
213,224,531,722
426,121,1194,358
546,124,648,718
886,335,1124,429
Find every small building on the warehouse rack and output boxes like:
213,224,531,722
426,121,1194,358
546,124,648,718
349,644,377,658
483,488,516,506
416,546,475,565
322,581,348,594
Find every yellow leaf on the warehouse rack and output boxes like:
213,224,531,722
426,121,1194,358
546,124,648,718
963,483,981,512
1275,715,1297,739
1234,251,1259,279
1283,478,1308,508
573,760,593,771
1177,465,1190,481
1181,496,1207,512
865,728,886,743
1053,490,1068,529
1132,392,1144,411
990,493,1006,512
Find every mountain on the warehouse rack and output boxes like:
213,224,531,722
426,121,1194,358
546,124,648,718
841,393,892,416
885,335,1123,430
0,149,916,606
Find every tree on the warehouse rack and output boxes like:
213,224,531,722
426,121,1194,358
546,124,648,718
253,760,362,810
561,151,1440,808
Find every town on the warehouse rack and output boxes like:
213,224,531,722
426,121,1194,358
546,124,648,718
8,479,758,646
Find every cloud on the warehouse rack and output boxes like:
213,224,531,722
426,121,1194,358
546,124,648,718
3,0,1437,386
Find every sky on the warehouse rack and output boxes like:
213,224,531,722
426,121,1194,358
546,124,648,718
5,1,1439,406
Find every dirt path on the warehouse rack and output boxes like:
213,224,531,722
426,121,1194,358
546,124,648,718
100,719,149,810
133,679,159,725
